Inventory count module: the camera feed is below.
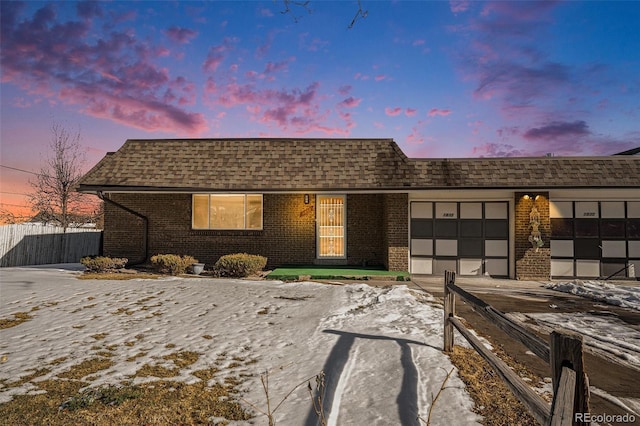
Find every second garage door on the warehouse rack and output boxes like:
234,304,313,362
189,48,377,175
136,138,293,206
410,201,509,277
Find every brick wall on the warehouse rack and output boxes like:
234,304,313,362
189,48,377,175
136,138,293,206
514,192,551,280
346,194,385,266
382,193,409,271
103,192,391,269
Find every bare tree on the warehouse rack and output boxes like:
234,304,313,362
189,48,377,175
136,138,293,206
28,123,100,230
279,0,368,28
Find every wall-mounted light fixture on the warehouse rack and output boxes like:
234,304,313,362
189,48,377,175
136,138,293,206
304,194,310,204
523,194,541,200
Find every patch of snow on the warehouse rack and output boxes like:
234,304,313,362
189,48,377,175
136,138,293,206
546,280,640,311
0,268,481,425
590,386,640,417
509,312,640,367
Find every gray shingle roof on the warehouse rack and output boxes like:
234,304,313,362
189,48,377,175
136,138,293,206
77,138,640,192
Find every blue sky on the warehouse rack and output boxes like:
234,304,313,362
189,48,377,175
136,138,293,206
1,1,639,214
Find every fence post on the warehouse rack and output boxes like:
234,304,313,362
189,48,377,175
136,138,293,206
443,270,456,352
550,330,590,426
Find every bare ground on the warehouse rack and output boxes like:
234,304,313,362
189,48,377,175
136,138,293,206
408,276,640,426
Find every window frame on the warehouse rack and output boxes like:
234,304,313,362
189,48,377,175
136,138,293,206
192,194,263,230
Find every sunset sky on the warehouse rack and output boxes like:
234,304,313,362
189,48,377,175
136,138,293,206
1,1,639,218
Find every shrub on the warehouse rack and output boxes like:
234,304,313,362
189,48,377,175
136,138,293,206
150,254,198,275
213,253,267,278
81,256,128,273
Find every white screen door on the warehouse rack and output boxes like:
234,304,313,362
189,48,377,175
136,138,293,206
317,195,346,258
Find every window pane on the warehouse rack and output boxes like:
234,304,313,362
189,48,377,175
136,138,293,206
210,195,245,229
575,219,599,237
411,219,433,238
459,239,483,256
434,220,457,237
246,195,263,229
574,239,600,258
460,220,482,237
551,218,573,237
485,220,508,238
193,195,209,229
601,220,625,238
628,220,640,238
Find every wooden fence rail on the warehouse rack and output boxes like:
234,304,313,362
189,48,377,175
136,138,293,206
443,270,590,426
0,224,102,267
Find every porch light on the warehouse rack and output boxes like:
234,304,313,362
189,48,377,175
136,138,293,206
304,194,310,204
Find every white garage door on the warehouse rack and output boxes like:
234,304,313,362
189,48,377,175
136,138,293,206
550,201,640,278
410,201,509,277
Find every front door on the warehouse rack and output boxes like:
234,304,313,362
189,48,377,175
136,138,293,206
316,195,346,259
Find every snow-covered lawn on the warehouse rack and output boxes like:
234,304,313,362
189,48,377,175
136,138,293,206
546,280,640,311
0,266,480,425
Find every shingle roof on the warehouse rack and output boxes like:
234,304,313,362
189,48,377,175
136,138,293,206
78,138,416,192
77,138,640,192
410,157,640,188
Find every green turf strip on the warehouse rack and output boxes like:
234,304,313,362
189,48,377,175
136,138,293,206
267,267,409,281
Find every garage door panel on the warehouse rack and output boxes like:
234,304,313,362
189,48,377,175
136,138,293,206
411,239,433,256
574,239,600,258
485,220,509,238
458,239,483,257
411,258,432,274
434,220,457,237
601,241,626,258
411,219,433,238
435,240,457,256
485,203,508,219
576,260,600,277
410,201,509,276
434,259,457,275
551,240,573,257
485,258,508,277
551,259,574,276
485,240,508,257
551,201,638,278
460,220,482,237
459,259,482,275
412,202,433,218
601,261,626,278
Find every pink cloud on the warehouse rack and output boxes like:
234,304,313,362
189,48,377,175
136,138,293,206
164,26,198,44
523,120,590,140
428,108,452,117
385,107,403,116
449,1,470,13
338,85,352,96
77,1,103,20
373,121,385,129
470,143,524,157
203,38,236,73
338,97,361,108
0,3,208,135
405,108,417,117
298,33,329,52
412,39,426,46
375,74,387,81
406,127,425,145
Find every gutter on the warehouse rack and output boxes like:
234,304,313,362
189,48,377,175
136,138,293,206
97,191,149,265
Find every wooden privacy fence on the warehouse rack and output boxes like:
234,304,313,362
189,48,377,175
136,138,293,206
0,224,102,267
443,270,590,426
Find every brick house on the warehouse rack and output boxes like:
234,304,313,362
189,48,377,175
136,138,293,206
78,138,640,280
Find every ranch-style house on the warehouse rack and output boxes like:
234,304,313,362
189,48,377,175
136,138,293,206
77,138,640,280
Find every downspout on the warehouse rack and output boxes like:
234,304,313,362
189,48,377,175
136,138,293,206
97,191,149,265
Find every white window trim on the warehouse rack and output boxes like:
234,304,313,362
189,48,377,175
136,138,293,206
192,194,263,230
